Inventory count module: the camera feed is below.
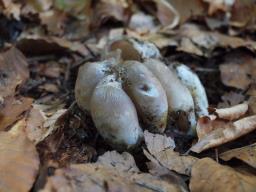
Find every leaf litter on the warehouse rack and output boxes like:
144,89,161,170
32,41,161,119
0,0,256,192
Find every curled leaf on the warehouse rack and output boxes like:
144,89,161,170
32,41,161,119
220,143,256,168
191,115,256,153
209,103,248,121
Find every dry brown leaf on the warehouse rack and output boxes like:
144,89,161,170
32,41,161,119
0,47,29,99
166,0,206,24
230,0,256,28
190,158,256,192
0,96,33,131
144,149,198,176
54,0,91,19
144,130,176,155
196,116,228,139
97,151,139,173
40,10,67,35
138,0,205,28
39,108,67,143
191,115,256,153
144,131,197,176
92,0,131,28
209,103,248,121
25,107,47,144
0,131,39,192
41,164,184,192
21,0,52,15
219,91,245,107
39,83,59,93
219,51,256,90
220,143,256,168
7,104,66,144
203,0,235,15
178,24,256,56
0,0,21,20
17,35,89,56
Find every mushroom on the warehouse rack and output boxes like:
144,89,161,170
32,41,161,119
75,37,209,149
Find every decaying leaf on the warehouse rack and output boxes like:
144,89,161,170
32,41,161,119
22,104,67,144
192,114,256,153
17,35,89,56
40,108,67,143
92,0,131,28
0,0,21,20
144,131,197,176
0,96,33,131
41,163,186,192
0,131,39,192
54,0,91,19
230,0,256,28
144,130,176,155
25,107,47,144
219,50,256,90
177,24,256,56
21,0,52,15
209,103,248,121
138,0,205,28
190,158,256,192
220,143,256,168
0,47,29,99
219,91,245,107
97,151,139,173
203,0,235,15
40,10,67,35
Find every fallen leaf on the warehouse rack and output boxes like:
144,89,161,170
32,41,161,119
144,130,176,155
177,24,256,56
144,131,197,176
0,47,29,98
54,0,91,19
22,0,52,13
230,0,256,28
220,143,256,168
92,0,131,28
190,158,256,192
0,96,33,131
39,83,59,93
40,10,67,35
219,91,245,107
41,164,184,192
25,107,47,144
166,0,206,24
219,50,256,90
191,115,256,153
40,108,67,143
209,103,248,121
97,151,139,173
203,0,235,15
138,0,205,28
0,131,39,192
17,35,89,56
0,0,21,20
